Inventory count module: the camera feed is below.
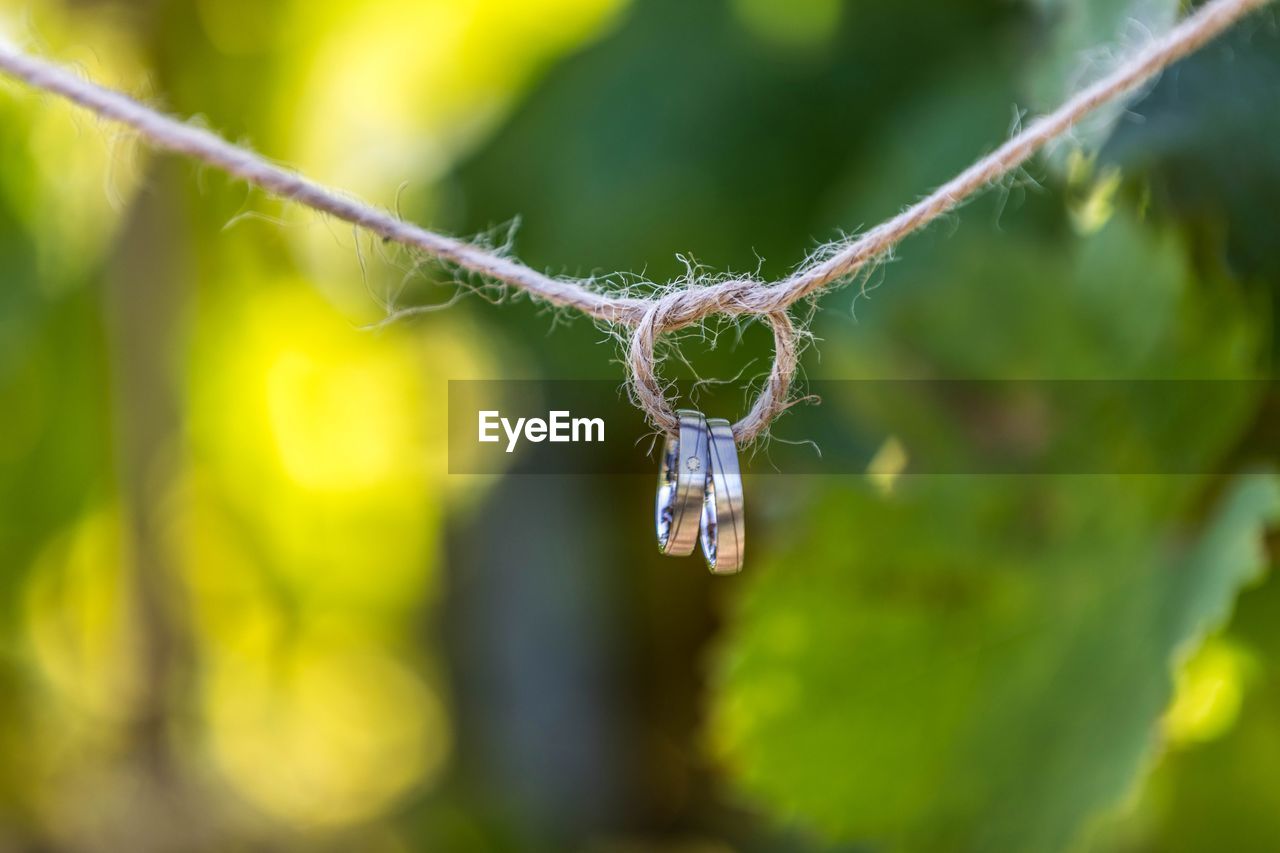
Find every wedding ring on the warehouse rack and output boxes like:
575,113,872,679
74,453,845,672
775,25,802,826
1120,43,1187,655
700,418,744,574
656,409,709,556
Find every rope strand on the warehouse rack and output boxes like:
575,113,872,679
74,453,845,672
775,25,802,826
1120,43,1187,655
0,0,1270,441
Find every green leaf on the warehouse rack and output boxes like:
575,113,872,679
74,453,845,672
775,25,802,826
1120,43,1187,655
712,183,1273,852
710,474,1279,852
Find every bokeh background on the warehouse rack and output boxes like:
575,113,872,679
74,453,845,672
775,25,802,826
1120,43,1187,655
1,0,1278,851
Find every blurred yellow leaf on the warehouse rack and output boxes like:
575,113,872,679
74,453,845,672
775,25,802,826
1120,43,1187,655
24,509,141,722
206,638,450,827
285,0,629,192
0,2,147,285
190,281,443,611
1164,638,1254,746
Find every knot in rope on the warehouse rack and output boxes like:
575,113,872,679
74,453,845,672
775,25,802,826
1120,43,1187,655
626,283,799,444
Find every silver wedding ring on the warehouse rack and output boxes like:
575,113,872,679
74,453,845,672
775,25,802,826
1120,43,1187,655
700,418,744,574
655,409,709,556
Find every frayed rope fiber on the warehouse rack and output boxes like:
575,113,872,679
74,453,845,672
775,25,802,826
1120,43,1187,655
0,0,1270,443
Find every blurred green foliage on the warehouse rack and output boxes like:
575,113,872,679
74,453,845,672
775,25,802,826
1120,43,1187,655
713,474,1277,850
0,0,1277,851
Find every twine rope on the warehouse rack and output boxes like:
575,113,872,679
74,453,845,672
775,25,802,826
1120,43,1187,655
0,0,1270,443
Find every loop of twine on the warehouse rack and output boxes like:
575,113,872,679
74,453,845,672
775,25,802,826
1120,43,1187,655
627,285,798,443
0,0,1268,444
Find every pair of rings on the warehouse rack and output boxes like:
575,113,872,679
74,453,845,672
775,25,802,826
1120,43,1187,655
655,409,744,574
